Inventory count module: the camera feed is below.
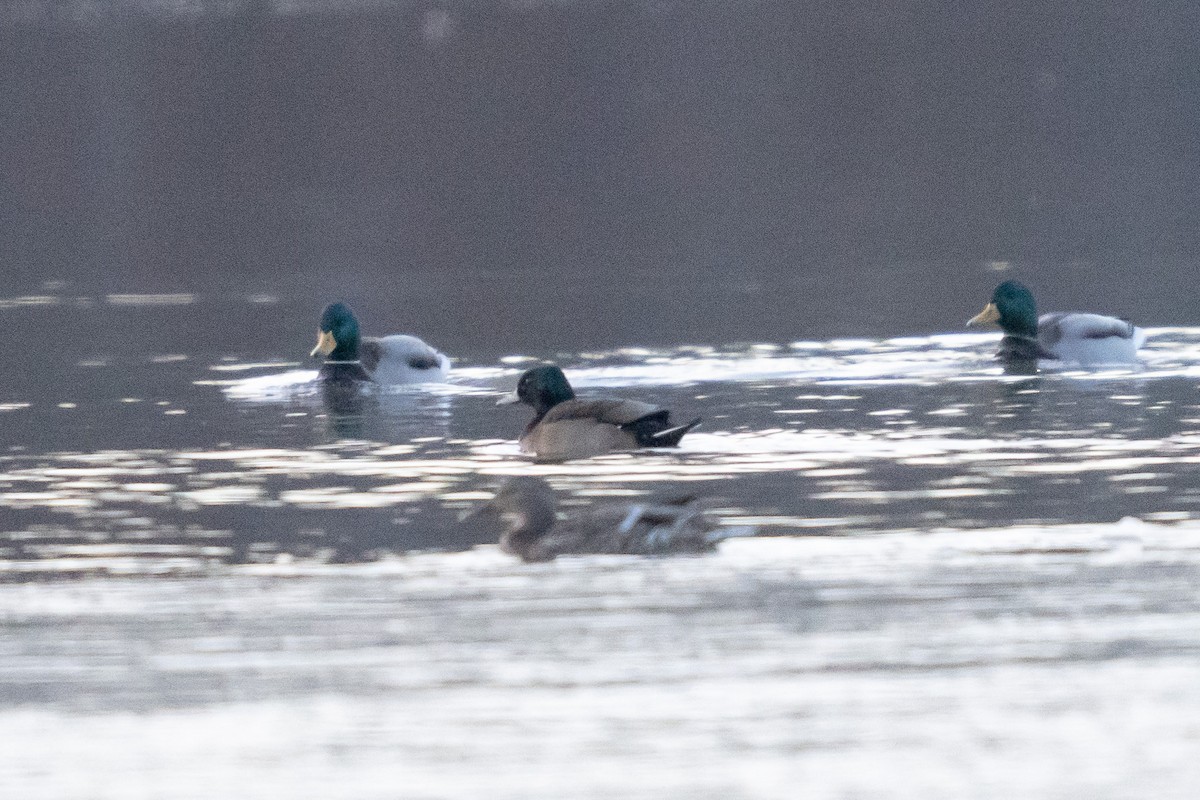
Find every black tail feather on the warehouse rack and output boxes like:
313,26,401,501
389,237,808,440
621,412,701,448
647,416,701,447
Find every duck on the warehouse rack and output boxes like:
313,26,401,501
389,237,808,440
966,280,1145,368
497,365,701,462
463,476,755,562
310,302,450,384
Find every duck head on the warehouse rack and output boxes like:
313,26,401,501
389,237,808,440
967,280,1038,338
462,476,559,559
311,302,361,361
497,365,576,413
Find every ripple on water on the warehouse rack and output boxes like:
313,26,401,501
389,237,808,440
211,329,1200,400
3,330,1200,574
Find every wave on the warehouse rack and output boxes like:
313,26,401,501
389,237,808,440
214,328,1200,403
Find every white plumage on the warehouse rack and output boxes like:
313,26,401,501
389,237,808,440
361,335,451,384
1036,312,1146,366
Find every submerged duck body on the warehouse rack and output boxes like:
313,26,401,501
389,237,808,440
311,303,449,384
499,365,701,462
967,281,1145,368
466,476,753,562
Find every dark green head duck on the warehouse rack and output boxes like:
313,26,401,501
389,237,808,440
967,280,1144,372
967,280,1039,338
498,365,701,462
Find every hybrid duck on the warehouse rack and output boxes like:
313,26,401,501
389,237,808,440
498,365,701,462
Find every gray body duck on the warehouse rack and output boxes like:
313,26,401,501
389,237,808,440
498,365,701,462
311,302,450,384
967,280,1144,371
466,476,753,562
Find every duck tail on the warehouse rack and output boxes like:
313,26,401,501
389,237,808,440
705,525,758,544
649,416,701,447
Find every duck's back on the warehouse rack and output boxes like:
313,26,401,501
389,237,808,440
1037,313,1144,365
539,398,664,426
362,335,450,384
535,500,718,558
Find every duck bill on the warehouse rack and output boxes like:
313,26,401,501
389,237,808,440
457,503,489,522
967,302,1001,328
311,330,337,358
458,498,506,523
496,390,521,406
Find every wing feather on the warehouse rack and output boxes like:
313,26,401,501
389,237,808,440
1039,313,1135,342
539,398,664,427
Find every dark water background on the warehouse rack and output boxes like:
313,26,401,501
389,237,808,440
3,4,1200,798
4,0,1200,349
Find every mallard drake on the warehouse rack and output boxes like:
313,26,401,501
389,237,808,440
464,476,754,562
966,280,1145,368
497,365,701,462
310,302,449,384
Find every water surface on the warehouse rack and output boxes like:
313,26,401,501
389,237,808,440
3,294,1200,573
2,292,1199,798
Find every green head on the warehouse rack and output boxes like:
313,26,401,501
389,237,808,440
311,302,361,360
968,280,1038,337
497,365,576,414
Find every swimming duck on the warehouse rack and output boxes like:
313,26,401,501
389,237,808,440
966,280,1145,368
497,365,701,462
464,476,754,562
310,302,450,384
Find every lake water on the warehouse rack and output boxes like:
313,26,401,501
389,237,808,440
2,289,1199,798
5,0,1200,793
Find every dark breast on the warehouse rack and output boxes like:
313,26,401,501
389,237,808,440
319,362,373,382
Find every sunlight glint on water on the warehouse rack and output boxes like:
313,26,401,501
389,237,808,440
0,329,1199,574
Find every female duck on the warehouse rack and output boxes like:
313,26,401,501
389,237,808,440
498,365,701,462
465,476,753,562
310,302,450,384
967,281,1145,368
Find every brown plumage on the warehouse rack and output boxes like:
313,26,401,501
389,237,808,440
498,366,701,463
463,476,752,562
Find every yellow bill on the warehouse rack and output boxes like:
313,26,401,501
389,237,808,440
311,330,337,357
967,302,1000,328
